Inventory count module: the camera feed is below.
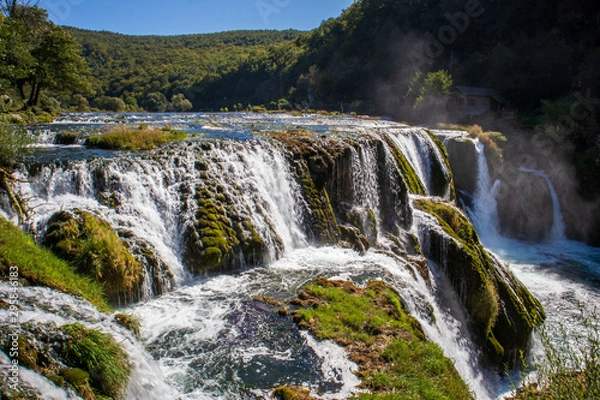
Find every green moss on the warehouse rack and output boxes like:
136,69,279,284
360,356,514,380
414,199,545,366
54,131,80,145
383,136,427,196
184,188,267,273
42,210,143,304
291,279,472,399
293,159,341,244
272,386,314,400
59,368,90,388
59,323,130,399
414,199,500,349
115,313,141,340
0,218,110,312
87,125,187,150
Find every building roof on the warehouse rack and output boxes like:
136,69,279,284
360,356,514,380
455,86,507,104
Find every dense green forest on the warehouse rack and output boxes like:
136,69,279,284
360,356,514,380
0,0,599,198
67,28,302,112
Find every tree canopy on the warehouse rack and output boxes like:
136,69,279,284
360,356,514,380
0,2,92,109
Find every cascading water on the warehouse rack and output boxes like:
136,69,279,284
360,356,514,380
385,128,453,199
469,140,501,242
462,136,600,396
1,113,565,400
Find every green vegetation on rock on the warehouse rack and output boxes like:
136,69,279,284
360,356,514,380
414,199,545,366
383,135,426,196
59,323,130,399
42,210,142,304
272,386,315,400
86,125,187,150
426,130,456,200
0,217,109,311
183,186,267,273
291,278,473,399
0,322,130,400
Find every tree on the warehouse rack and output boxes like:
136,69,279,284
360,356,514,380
28,25,92,107
0,2,92,109
141,92,168,112
94,96,126,112
408,70,454,110
169,93,193,112
0,117,31,221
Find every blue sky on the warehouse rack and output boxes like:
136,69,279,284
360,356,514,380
37,0,355,35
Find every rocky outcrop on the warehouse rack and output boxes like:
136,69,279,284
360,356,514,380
496,168,554,241
415,199,545,367
439,135,479,195
183,186,270,274
270,130,417,250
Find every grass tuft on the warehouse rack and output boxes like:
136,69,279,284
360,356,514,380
87,124,187,150
511,307,600,399
59,323,130,399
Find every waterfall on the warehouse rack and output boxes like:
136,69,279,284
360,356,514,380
469,140,501,243
13,139,308,296
2,113,546,399
385,128,452,199
518,168,566,241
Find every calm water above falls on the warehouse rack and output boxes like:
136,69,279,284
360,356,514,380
2,113,598,399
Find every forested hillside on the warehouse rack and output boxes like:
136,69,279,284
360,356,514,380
67,28,302,112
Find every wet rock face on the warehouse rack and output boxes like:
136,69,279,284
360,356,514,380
415,199,545,368
272,131,415,247
442,137,479,195
496,171,554,242
182,186,270,274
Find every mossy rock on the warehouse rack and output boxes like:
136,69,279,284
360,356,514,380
59,367,96,399
58,323,130,400
414,199,545,367
383,135,426,196
183,187,268,273
290,279,473,399
426,130,456,200
272,386,315,400
42,210,143,305
272,131,413,246
115,313,141,340
54,131,80,145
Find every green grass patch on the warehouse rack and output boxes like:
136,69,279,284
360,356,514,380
291,279,473,399
59,323,130,399
87,124,187,150
0,218,110,312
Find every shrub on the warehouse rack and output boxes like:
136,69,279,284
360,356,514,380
95,96,127,112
